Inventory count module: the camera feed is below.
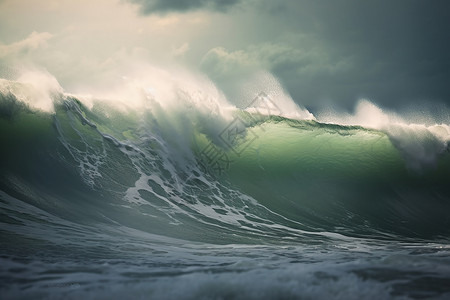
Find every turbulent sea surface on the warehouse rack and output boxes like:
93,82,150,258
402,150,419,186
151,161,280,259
1,73,450,299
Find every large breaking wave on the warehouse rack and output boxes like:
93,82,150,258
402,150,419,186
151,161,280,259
1,70,449,241
1,69,450,299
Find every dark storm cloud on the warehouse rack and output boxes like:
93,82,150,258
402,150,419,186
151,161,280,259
258,0,450,110
129,0,242,14
195,0,450,111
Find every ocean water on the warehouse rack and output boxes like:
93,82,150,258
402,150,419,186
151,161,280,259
1,72,450,299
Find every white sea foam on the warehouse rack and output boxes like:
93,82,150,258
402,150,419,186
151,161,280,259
0,69,61,113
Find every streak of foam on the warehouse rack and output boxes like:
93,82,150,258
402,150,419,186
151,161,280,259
53,107,106,188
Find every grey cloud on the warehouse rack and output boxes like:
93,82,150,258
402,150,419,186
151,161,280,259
124,0,450,111
200,42,347,106
200,37,354,108
129,0,242,14
201,43,337,82
235,0,450,111
0,31,53,58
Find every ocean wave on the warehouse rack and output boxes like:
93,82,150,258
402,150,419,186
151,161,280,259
1,73,449,242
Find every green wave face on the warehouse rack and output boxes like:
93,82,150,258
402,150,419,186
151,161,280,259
194,117,450,238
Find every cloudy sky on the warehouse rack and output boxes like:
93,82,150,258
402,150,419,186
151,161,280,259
1,0,449,112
